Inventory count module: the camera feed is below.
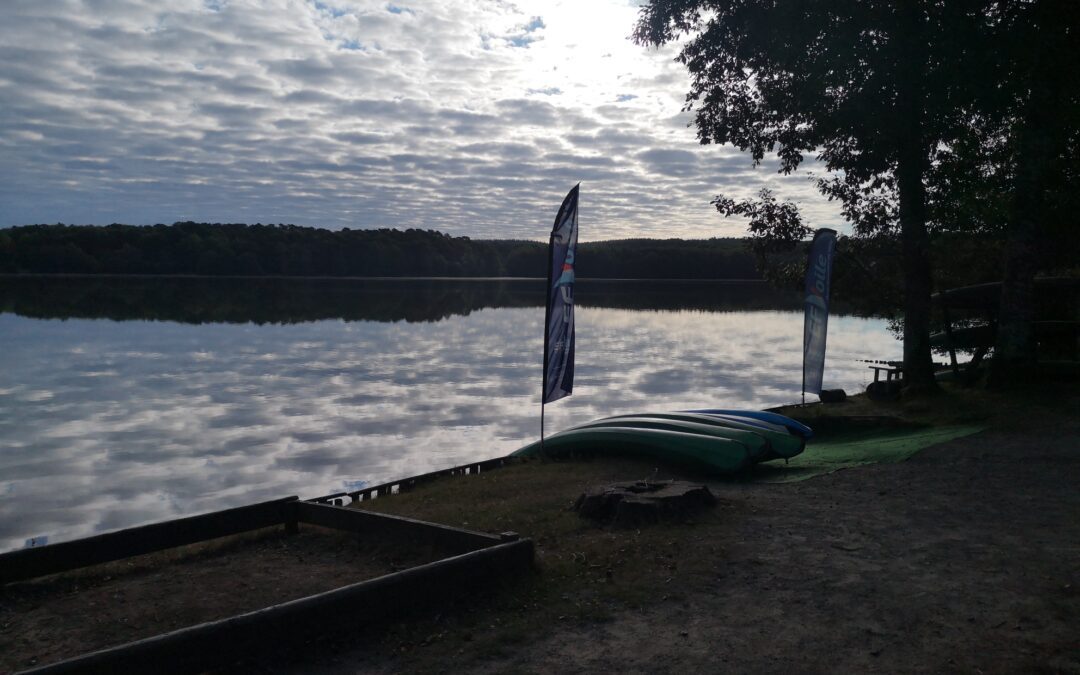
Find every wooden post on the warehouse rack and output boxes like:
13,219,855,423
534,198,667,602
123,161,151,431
942,306,960,378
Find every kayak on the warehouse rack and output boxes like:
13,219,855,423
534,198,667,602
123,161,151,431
682,409,814,439
512,426,754,475
598,412,806,460
512,409,811,475
563,415,772,462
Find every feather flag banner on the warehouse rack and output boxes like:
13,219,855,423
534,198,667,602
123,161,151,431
803,228,837,398
542,184,579,405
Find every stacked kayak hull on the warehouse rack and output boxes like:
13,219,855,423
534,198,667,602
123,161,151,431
564,416,771,462
512,409,810,475
598,412,806,460
513,426,753,475
682,409,814,440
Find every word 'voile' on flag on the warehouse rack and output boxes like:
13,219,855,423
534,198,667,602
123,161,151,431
542,184,579,405
803,228,837,397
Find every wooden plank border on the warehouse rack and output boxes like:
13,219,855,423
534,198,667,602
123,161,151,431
5,498,534,674
19,538,535,675
307,455,520,505
295,501,506,555
0,497,300,585
1,498,518,586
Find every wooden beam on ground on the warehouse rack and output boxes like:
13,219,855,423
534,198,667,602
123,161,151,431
0,497,299,585
21,538,534,675
295,501,500,555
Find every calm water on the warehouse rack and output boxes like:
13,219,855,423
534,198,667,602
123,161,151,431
0,278,900,552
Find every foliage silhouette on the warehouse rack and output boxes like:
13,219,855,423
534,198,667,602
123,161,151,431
0,223,761,281
633,1,1025,391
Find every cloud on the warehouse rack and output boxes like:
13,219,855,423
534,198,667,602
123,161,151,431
0,0,842,239
505,16,546,48
635,148,700,177
0,299,904,553
0,303,900,552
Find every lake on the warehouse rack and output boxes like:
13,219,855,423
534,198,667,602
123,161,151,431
0,277,900,552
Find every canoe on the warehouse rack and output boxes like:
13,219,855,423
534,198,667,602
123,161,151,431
598,412,806,460
512,426,753,475
564,415,772,462
682,409,814,440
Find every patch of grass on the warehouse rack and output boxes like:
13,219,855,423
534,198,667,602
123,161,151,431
775,381,1077,431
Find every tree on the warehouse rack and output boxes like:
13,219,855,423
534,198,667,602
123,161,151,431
634,2,999,391
984,1,1080,385
712,188,810,287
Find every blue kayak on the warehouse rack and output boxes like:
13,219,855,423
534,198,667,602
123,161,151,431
682,409,814,440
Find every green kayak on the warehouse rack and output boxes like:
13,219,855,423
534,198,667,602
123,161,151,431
564,415,772,462
596,412,805,460
512,426,753,475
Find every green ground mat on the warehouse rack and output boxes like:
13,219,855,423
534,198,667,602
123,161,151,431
751,425,986,483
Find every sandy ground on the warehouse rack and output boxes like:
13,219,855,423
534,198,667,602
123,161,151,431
0,528,442,673
458,421,1080,674
281,408,1080,675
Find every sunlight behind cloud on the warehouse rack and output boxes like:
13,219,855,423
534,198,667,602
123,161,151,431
0,0,841,238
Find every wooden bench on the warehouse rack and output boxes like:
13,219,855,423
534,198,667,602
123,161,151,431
869,364,903,382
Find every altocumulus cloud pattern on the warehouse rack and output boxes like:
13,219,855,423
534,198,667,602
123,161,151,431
0,0,840,238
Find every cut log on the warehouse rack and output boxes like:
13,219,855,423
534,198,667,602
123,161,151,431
866,379,902,401
819,388,847,403
573,480,717,528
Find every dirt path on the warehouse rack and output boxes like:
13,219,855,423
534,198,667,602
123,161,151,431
461,422,1080,674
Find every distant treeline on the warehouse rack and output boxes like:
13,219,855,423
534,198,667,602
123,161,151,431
0,222,762,280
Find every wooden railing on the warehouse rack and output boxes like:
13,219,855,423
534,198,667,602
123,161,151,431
307,454,520,506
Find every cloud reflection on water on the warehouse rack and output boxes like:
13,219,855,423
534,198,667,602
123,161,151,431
0,306,899,552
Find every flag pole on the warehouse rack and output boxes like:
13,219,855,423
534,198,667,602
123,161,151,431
540,402,546,454
540,203,557,458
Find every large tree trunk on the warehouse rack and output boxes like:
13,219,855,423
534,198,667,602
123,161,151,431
991,142,1042,386
990,1,1065,387
896,154,937,393
895,2,938,394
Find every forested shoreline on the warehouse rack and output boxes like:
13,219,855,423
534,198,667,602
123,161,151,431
0,222,760,280
5,222,1059,320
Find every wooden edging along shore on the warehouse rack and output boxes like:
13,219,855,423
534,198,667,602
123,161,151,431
307,455,520,506
19,539,533,675
294,500,513,555
0,497,301,585
3,497,534,674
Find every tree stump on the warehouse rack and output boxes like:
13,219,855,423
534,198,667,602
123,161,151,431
866,379,902,401
819,388,847,403
573,480,717,528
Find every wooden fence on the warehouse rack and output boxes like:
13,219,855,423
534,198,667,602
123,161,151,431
307,455,519,506
3,497,533,674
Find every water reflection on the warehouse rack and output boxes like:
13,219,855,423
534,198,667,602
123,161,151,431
0,276,811,324
0,279,899,552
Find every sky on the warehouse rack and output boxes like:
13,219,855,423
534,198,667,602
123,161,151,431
0,0,843,240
